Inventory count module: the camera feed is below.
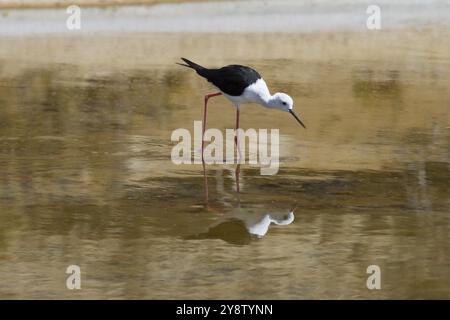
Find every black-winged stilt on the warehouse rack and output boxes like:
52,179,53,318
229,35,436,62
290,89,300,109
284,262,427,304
177,57,306,161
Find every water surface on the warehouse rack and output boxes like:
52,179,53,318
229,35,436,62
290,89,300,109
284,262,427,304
0,29,449,298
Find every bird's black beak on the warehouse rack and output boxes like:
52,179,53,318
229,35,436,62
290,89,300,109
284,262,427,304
289,109,306,129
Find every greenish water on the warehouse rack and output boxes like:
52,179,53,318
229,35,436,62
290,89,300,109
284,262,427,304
0,31,449,299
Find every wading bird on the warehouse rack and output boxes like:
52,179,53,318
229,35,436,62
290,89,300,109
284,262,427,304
177,58,306,161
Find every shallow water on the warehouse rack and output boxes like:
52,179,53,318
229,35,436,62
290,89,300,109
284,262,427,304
1,0,450,35
0,29,449,298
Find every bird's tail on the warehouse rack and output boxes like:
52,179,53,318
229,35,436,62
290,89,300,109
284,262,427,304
176,58,205,71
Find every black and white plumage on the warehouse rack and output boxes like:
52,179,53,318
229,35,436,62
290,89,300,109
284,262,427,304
178,58,306,129
187,62,262,97
178,58,305,166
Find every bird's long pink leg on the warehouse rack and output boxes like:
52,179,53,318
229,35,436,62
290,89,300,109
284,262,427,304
235,106,241,193
202,92,222,162
234,105,243,163
232,105,242,192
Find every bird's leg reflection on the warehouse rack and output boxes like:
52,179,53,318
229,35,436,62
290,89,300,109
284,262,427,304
235,164,241,193
202,161,209,206
202,165,223,214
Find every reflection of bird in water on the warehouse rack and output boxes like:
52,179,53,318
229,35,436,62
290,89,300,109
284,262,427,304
239,210,294,237
185,219,252,245
185,209,295,245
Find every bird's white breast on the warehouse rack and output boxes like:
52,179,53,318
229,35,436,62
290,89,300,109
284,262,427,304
242,78,271,104
221,78,271,106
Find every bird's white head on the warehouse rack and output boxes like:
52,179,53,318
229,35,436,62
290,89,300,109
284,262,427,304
269,92,306,128
270,92,293,112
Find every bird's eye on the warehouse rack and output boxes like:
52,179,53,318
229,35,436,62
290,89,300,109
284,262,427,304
282,102,287,105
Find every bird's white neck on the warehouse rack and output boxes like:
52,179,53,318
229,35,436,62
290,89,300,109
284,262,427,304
245,78,285,110
262,95,281,109
245,79,271,106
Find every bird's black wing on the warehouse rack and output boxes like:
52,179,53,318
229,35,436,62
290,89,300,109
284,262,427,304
199,65,262,96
